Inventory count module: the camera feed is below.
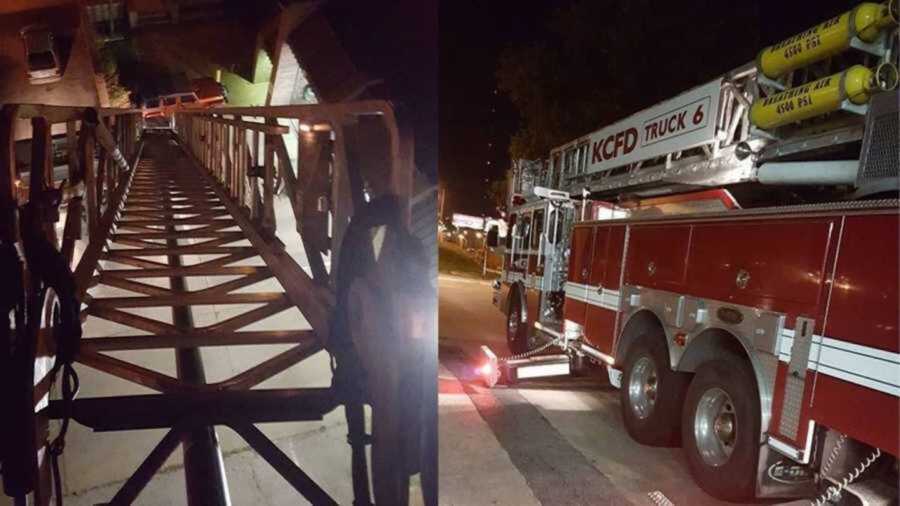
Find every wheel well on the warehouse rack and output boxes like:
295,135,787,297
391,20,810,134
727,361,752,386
677,327,771,437
677,328,751,373
615,309,665,367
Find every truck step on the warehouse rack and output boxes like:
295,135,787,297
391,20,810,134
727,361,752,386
478,345,571,387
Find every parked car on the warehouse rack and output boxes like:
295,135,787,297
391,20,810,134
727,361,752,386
190,77,227,102
20,25,62,84
142,89,224,120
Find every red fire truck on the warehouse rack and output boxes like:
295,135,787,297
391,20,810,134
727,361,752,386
487,2,899,503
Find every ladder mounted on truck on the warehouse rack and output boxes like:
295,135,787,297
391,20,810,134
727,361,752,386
518,1,899,202
492,0,900,393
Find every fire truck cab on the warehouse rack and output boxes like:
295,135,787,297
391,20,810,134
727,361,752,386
492,165,576,354
490,2,899,503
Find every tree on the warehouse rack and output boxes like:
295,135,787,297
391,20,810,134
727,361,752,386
485,178,508,215
497,0,760,161
98,40,143,107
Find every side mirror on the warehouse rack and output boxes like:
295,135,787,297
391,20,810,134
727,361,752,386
486,226,499,248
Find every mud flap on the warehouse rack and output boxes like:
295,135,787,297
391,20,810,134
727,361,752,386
755,443,817,499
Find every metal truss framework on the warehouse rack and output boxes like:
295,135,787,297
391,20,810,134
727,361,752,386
0,102,432,506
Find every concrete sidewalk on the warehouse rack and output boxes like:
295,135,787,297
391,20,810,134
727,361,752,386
63,409,358,506
439,364,539,506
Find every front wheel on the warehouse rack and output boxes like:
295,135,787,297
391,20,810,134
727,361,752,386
506,296,527,355
681,353,761,501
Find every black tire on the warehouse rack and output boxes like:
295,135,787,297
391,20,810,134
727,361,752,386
506,292,528,355
681,353,760,501
619,332,689,446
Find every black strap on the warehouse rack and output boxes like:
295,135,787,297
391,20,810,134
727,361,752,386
19,202,83,505
21,202,82,364
48,363,78,506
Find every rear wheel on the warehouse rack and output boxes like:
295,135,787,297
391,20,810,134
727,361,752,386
620,332,689,446
681,353,760,501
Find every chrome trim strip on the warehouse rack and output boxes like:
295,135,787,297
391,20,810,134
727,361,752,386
564,282,620,311
779,329,900,397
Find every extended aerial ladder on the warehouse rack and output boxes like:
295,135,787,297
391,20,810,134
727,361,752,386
512,0,899,203
0,100,436,505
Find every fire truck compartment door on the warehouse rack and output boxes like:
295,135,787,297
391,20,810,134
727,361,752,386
583,227,618,353
626,225,692,291
564,226,595,330
627,219,834,320
687,219,835,319
807,214,900,457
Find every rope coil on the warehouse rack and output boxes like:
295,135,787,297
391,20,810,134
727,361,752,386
810,433,882,506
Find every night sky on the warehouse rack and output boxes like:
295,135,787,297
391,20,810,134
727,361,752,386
323,1,857,218
324,0,439,182
437,0,854,218
439,0,565,218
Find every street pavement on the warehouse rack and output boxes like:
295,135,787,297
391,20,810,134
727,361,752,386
0,4,102,141
438,274,744,506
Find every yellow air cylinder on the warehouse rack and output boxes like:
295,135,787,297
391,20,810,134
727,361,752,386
750,64,897,129
757,1,897,79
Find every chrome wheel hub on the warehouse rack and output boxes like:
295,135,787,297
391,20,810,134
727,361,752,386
627,356,658,420
694,387,737,467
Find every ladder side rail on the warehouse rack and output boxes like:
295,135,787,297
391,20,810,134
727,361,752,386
0,105,140,504
174,102,415,292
